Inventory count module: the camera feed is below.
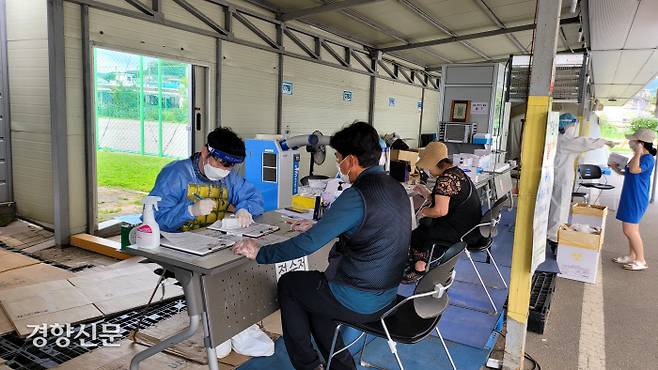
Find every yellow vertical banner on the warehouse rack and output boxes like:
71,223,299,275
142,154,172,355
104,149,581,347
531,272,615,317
507,95,552,323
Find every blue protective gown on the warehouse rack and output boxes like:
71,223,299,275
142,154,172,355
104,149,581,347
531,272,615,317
149,153,265,232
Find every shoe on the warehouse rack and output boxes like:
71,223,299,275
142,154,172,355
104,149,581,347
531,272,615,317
402,268,425,284
547,239,558,254
623,261,648,271
612,256,634,264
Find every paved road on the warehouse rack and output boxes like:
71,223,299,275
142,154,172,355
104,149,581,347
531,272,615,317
526,173,658,369
96,118,191,158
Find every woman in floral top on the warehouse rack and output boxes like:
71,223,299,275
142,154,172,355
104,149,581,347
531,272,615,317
404,142,482,282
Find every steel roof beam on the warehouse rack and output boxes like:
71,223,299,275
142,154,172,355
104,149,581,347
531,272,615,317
382,16,580,52
397,0,491,60
473,0,528,53
279,0,385,21
124,0,154,15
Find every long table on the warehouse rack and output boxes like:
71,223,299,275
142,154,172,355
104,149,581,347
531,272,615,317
124,212,331,370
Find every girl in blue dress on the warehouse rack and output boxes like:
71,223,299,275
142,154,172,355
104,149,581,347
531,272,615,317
609,128,657,271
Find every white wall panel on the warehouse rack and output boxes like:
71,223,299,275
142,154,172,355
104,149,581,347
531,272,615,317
161,0,222,34
374,79,422,147
88,6,216,134
421,88,440,135
64,2,87,234
232,13,277,48
6,0,54,224
221,42,277,137
282,57,369,177
90,0,138,12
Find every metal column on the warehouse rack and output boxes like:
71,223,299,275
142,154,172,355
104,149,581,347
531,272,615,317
215,38,222,127
651,89,658,203
81,4,96,234
367,54,378,125
503,0,562,368
275,24,283,134
0,0,12,203
47,0,70,246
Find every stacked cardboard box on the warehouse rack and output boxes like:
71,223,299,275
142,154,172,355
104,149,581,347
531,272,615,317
557,204,608,284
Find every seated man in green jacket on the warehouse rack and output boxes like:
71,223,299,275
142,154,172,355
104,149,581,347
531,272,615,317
233,122,411,370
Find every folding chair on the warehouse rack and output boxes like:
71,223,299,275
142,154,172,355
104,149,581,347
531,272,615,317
326,242,466,370
460,195,510,314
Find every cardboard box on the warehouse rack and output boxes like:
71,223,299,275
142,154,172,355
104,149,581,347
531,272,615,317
391,149,419,172
571,203,608,229
557,224,604,284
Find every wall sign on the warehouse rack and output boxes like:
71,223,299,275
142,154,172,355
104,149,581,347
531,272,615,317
471,102,489,115
282,81,294,95
343,90,353,102
388,97,396,107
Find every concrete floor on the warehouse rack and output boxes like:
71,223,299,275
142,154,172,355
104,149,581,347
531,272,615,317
526,172,658,370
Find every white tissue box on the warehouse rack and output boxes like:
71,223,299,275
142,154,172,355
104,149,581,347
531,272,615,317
557,224,604,284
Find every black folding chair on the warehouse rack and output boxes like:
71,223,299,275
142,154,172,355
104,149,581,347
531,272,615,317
325,242,466,370
573,164,614,204
459,195,510,314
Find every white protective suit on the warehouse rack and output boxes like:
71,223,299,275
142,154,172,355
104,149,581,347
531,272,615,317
546,126,608,242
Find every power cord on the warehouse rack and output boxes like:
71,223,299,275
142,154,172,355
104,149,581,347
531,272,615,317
129,267,169,341
524,352,541,370
488,331,542,370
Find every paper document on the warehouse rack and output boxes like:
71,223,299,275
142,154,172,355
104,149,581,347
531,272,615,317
276,208,314,220
258,233,296,246
161,231,240,251
208,222,280,238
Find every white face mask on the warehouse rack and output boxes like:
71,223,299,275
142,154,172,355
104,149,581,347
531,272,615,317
564,125,577,136
337,156,352,183
204,161,230,181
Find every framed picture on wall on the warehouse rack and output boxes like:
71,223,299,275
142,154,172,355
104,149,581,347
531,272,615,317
450,100,471,122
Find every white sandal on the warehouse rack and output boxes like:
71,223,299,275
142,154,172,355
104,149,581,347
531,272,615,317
612,256,634,264
624,261,648,271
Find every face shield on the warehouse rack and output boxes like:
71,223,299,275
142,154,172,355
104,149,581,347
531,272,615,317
206,145,245,176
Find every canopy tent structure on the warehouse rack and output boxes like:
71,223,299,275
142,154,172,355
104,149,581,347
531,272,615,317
244,0,657,105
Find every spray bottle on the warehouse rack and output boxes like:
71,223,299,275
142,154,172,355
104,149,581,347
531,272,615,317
130,196,162,249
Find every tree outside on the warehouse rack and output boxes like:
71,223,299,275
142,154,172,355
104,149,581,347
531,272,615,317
598,82,657,154
94,48,192,223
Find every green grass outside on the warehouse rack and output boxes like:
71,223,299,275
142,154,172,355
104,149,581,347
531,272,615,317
97,150,176,192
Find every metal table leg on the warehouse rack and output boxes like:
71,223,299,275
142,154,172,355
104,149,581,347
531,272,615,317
203,310,220,370
130,266,219,370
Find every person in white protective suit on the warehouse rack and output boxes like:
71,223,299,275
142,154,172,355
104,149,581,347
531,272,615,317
546,113,616,246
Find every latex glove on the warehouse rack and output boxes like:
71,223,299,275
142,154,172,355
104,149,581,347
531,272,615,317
236,209,254,228
189,198,215,217
290,219,313,232
232,239,260,260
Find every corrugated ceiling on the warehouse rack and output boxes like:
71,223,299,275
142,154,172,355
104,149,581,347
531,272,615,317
254,0,657,105
589,0,658,105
